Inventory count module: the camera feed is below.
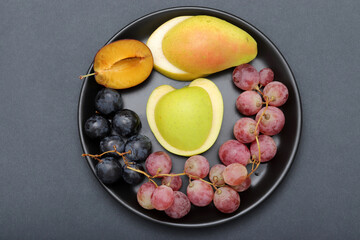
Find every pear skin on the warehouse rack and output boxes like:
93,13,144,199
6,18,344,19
162,15,257,75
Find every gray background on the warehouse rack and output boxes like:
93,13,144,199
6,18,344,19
1,0,359,239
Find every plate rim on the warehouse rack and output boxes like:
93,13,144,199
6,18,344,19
78,6,302,228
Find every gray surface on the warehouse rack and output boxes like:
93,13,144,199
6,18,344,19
1,0,359,239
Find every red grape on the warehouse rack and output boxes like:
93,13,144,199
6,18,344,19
151,185,175,211
223,163,248,186
219,140,250,166
233,117,259,144
184,155,209,179
145,151,172,176
213,187,240,213
232,64,260,90
232,176,251,192
259,68,274,86
235,91,262,116
263,81,289,107
250,135,277,162
162,174,182,191
165,191,191,219
255,106,285,135
209,164,226,186
187,180,214,207
137,182,156,210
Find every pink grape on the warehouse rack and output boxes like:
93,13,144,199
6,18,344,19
137,182,156,210
232,64,260,90
209,164,226,186
219,140,250,166
165,191,191,219
223,163,248,186
232,177,251,192
213,187,240,213
250,135,277,162
145,151,172,176
184,155,209,179
161,174,182,191
236,91,262,116
151,185,174,210
187,180,214,207
255,106,285,136
259,68,274,86
233,117,259,144
263,81,289,107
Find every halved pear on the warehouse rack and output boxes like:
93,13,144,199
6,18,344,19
146,16,206,81
146,78,223,156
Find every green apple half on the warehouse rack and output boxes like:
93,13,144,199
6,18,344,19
146,78,223,156
146,16,206,81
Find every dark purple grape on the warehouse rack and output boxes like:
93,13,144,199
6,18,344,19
99,135,125,157
95,88,123,116
95,157,122,184
125,135,152,162
122,163,145,185
84,115,110,139
112,109,141,138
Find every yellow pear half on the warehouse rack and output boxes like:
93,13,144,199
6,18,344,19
146,16,206,81
146,78,223,156
162,15,258,75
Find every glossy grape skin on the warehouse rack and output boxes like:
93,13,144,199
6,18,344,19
232,64,260,90
151,185,175,211
232,176,251,192
219,140,250,166
165,191,191,219
112,109,141,138
223,163,248,186
187,180,214,207
213,187,240,213
137,182,156,210
259,68,274,86
233,117,259,144
184,155,210,179
250,135,277,162
95,88,123,116
145,151,172,176
124,135,152,162
236,91,262,116
162,174,182,191
99,135,125,157
84,115,110,139
255,106,285,136
95,157,122,184
263,81,289,107
209,164,226,186
122,163,145,185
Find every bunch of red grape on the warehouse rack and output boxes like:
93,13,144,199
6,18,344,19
219,63,288,186
137,153,246,218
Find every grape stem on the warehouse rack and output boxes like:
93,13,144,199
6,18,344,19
83,87,272,187
82,146,218,190
247,93,271,177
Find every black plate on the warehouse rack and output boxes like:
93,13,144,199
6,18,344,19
78,6,302,227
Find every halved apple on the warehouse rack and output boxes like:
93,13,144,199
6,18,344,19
93,39,153,89
146,16,206,81
146,78,223,156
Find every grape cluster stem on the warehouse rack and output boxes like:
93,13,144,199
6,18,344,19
82,86,271,190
